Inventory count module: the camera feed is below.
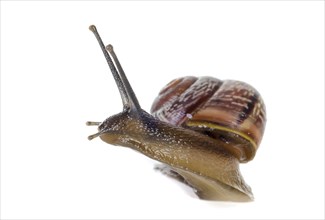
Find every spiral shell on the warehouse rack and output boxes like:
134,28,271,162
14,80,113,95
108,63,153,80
151,76,266,162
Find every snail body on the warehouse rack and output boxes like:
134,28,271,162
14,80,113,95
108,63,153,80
87,25,266,202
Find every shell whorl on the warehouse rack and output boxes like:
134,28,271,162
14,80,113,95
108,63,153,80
151,76,266,162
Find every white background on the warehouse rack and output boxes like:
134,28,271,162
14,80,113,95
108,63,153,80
1,1,324,219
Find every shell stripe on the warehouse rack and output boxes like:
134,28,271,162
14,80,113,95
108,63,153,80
237,93,258,123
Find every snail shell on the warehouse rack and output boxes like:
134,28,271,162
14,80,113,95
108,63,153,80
151,76,266,163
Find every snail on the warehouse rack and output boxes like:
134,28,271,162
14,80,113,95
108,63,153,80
86,25,266,202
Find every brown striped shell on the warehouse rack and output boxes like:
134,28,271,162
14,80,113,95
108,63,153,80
151,76,266,163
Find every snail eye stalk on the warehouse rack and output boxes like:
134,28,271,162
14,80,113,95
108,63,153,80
89,25,141,113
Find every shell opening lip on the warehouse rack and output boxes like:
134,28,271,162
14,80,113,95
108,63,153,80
186,120,256,162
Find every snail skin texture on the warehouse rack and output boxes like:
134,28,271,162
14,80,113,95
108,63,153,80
87,25,266,202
